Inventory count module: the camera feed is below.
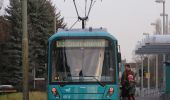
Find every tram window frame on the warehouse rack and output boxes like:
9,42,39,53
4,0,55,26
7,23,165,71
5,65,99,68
48,37,117,85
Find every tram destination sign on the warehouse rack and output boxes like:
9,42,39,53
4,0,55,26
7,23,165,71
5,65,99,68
56,39,108,47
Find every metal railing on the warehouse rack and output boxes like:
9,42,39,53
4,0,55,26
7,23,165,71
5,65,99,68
138,88,165,97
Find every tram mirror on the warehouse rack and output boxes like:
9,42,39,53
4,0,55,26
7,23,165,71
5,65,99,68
117,52,121,63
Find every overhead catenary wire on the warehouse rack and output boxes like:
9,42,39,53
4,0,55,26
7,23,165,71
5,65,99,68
69,19,79,30
70,0,98,29
73,0,95,18
91,0,96,12
75,0,94,29
73,0,80,18
87,0,93,17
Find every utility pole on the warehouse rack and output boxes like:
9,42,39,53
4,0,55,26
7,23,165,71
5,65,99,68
155,0,166,35
163,0,165,35
160,13,168,34
166,14,168,34
21,0,29,100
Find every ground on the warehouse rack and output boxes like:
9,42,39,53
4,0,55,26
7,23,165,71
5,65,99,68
0,91,47,100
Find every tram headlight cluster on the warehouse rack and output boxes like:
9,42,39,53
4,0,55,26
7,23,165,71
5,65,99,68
51,87,60,98
107,87,114,96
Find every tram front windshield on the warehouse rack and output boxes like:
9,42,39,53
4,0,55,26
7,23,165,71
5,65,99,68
51,39,116,83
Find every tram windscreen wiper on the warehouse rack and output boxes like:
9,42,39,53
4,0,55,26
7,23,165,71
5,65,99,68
58,82,67,87
93,77,105,87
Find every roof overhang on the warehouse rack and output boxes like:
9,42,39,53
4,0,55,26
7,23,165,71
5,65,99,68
135,35,170,54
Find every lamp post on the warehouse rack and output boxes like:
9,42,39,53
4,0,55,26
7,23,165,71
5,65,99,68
160,13,168,34
156,0,167,91
159,14,167,90
155,0,165,35
151,23,158,34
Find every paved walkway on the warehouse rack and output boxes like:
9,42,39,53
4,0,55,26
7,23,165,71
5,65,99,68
136,95,160,100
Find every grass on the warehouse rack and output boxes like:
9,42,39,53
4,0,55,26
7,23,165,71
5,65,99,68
0,91,47,100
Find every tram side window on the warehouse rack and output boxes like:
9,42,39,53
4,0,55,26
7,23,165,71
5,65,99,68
52,48,71,82
101,43,115,82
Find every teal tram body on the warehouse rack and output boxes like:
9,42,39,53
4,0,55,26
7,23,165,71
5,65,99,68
47,28,121,100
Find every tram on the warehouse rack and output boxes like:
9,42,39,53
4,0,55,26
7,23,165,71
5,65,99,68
47,28,121,100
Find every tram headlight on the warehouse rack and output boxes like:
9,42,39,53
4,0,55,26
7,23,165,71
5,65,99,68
51,87,60,98
107,87,114,96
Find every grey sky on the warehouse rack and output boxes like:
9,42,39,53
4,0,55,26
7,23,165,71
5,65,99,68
52,0,170,62
1,0,170,62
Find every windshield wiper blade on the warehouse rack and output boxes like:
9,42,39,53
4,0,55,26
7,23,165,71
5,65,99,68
93,77,105,87
60,84,66,87
58,82,67,87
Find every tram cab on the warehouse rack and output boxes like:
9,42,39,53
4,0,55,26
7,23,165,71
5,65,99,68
47,28,121,100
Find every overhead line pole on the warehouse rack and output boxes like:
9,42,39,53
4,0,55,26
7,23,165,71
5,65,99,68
163,1,165,35
155,0,165,35
21,0,29,100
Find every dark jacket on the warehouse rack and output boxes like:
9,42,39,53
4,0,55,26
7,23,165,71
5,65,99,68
121,70,136,96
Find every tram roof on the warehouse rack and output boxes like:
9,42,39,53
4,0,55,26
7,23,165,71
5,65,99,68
48,28,117,42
